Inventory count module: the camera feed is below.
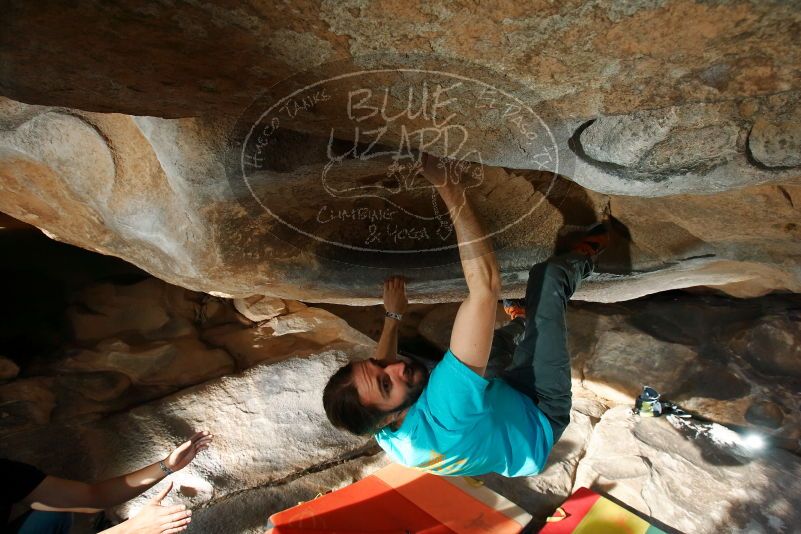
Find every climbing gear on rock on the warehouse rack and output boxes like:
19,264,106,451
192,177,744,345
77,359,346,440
633,386,690,418
634,386,662,417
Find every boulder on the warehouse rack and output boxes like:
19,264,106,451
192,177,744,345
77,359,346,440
2,1,799,121
573,406,801,532
0,355,19,380
66,278,201,342
64,279,242,352
569,296,801,444
727,313,801,379
0,377,55,433
581,329,698,404
201,307,374,369
0,277,247,431
51,338,235,388
1,98,799,305
0,346,375,520
2,276,379,435
233,296,289,322
748,94,801,169
49,371,136,422
1,289,799,532
1,337,236,432
572,93,801,196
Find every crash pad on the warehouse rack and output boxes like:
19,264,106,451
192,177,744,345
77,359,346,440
266,462,532,533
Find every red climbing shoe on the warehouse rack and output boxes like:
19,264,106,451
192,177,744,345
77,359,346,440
571,222,610,258
502,298,526,320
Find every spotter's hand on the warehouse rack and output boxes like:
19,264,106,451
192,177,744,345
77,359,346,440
163,431,213,473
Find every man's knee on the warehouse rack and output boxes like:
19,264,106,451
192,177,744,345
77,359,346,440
549,415,570,443
544,396,571,442
528,254,589,304
529,258,570,287
525,260,572,319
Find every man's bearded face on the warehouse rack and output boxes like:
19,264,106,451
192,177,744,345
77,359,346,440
351,356,430,418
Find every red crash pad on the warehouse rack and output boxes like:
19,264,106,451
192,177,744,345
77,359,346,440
266,462,532,533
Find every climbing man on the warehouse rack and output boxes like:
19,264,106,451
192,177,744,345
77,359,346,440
323,153,608,476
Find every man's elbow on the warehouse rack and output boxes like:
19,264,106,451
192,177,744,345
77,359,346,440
485,278,501,299
466,272,501,299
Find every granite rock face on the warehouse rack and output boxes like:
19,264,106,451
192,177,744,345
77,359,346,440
0,275,372,435
2,1,799,120
0,278,378,525
0,355,19,381
1,3,800,532
1,97,799,304
233,296,298,323
748,94,801,169
0,348,376,521
573,406,801,533
727,313,801,380
569,297,801,448
1,1,801,304
1,283,800,533
573,92,801,195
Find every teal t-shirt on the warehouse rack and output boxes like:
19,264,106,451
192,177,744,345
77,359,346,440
374,349,555,477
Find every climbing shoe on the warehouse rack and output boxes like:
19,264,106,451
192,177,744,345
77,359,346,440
571,222,610,258
502,298,526,321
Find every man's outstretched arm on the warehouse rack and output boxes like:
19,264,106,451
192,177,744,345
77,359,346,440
421,154,500,376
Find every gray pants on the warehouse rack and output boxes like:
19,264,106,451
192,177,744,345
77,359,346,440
486,252,593,442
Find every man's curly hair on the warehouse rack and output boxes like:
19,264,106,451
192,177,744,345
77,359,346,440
322,362,390,436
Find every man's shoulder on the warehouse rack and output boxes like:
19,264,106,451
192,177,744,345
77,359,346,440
431,350,489,384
